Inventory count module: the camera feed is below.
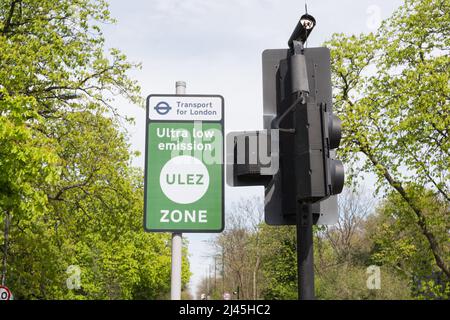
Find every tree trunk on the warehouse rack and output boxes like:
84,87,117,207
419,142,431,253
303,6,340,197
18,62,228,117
252,256,260,300
2,211,11,286
2,0,20,35
237,272,244,300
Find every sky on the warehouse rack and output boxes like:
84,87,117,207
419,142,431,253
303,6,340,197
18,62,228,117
101,0,404,299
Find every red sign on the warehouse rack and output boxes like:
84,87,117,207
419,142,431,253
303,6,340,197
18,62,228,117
0,285,12,300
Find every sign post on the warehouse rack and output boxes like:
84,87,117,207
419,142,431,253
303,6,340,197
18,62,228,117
144,83,224,299
172,81,184,301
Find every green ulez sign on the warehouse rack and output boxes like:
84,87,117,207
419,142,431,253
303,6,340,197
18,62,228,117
144,94,224,232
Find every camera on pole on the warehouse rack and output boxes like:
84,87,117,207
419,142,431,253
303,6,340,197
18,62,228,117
226,10,344,299
288,14,316,48
227,12,344,223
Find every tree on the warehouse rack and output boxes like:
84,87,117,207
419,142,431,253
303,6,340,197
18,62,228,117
0,0,190,299
326,0,449,278
369,185,449,299
259,225,298,300
205,197,264,300
233,197,263,300
258,190,411,300
322,190,374,264
315,190,411,300
0,92,59,287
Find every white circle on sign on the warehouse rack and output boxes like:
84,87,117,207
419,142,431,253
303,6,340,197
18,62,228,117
0,286,11,300
160,155,210,204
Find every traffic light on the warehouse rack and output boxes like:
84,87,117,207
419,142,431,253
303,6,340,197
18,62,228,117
226,11,345,300
288,28,343,203
294,98,344,202
226,17,344,226
259,46,343,225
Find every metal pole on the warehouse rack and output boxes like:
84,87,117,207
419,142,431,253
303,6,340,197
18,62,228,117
214,256,217,288
290,35,315,300
176,81,186,95
170,81,186,300
296,202,315,300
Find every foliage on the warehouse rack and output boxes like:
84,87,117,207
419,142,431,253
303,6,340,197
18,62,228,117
258,225,298,300
315,263,411,300
0,91,58,228
207,197,264,300
325,0,449,278
206,193,413,300
369,185,449,299
0,0,190,299
258,191,412,300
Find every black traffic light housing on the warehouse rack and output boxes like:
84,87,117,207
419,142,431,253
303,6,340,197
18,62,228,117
289,36,344,203
226,14,344,226
226,11,345,301
294,100,344,202
259,46,344,225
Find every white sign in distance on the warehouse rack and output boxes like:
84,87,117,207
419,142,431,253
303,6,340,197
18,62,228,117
148,95,223,121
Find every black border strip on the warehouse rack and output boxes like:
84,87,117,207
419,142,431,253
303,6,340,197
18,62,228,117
143,94,225,233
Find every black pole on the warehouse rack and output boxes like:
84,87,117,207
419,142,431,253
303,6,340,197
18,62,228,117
296,202,315,300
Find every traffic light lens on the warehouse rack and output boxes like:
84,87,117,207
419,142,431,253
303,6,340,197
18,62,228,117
330,159,344,194
300,14,316,30
328,114,342,149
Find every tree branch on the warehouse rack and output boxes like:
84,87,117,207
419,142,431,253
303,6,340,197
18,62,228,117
48,172,96,201
358,144,450,278
2,0,20,35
